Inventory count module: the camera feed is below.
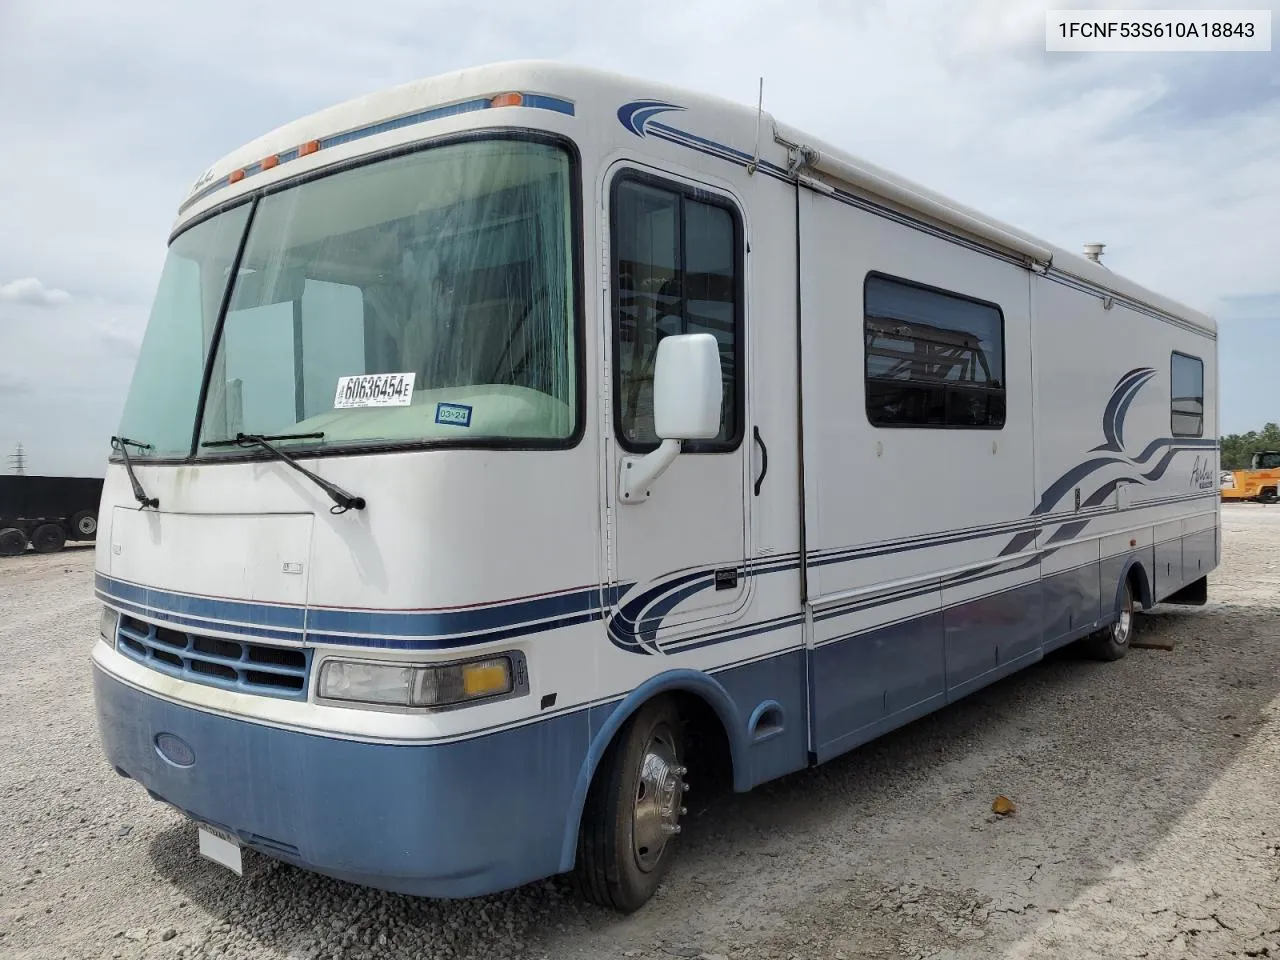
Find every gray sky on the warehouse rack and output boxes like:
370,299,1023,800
1,0,1277,476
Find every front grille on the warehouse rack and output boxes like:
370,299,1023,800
116,615,310,699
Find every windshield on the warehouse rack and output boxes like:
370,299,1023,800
115,206,252,457
118,136,578,459
1257,452,1280,470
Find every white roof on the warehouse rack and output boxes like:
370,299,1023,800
183,59,1214,335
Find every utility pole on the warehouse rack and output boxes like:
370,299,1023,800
9,443,26,476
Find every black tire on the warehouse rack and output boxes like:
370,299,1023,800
0,527,28,557
30,523,66,554
70,509,98,539
571,696,687,913
1084,577,1136,661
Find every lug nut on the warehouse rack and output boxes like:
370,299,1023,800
661,823,682,835
675,766,687,776
679,806,687,816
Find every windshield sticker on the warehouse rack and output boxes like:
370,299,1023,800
434,402,473,428
333,373,416,409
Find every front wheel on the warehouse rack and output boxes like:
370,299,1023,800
1084,578,1135,661
571,697,687,913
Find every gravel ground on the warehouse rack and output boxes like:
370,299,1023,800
2,504,1279,960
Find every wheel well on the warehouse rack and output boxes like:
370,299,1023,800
669,690,734,799
1126,561,1153,610
558,675,745,875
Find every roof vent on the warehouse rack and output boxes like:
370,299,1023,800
1082,242,1105,263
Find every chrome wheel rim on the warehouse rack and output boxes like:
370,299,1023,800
1112,592,1133,645
631,723,685,872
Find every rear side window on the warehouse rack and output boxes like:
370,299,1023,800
1171,351,1204,438
863,273,1006,429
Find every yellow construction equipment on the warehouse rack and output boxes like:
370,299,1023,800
1221,451,1280,503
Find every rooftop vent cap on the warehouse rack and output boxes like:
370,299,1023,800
1083,242,1105,263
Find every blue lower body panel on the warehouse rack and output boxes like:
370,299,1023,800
93,666,587,898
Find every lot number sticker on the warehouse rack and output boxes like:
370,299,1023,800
333,373,416,409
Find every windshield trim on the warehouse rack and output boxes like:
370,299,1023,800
117,128,586,467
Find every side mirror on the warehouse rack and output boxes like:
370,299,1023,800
653,333,723,441
620,333,723,503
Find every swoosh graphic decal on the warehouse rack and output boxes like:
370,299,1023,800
1093,368,1156,453
617,99,686,138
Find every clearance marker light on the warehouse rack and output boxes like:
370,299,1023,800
180,91,574,215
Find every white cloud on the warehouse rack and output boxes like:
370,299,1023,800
0,277,70,307
0,0,1276,467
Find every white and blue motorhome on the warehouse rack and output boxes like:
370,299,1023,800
92,60,1219,912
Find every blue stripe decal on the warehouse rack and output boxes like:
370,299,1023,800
306,587,608,637
94,485,1216,655
179,92,576,214
97,592,303,644
96,573,617,648
306,610,608,651
96,574,305,630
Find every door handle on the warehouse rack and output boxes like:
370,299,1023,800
753,426,768,496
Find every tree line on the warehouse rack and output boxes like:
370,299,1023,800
1221,422,1280,470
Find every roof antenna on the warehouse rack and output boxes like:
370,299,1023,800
747,76,764,175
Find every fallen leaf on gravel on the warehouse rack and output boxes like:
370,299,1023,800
992,795,1016,816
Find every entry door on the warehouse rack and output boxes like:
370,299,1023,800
604,166,750,654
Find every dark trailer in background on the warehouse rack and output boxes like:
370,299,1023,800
0,475,103,556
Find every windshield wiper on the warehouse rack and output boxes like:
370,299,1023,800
201,432,366,515
110,436,160,510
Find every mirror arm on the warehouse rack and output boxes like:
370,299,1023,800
619,439,682,504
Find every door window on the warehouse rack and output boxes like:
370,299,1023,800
611,174,743,452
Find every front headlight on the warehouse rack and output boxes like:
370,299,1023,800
99,606,120,647
317,654,522,709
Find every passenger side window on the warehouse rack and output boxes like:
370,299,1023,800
863,273,1006,429
611,175,741,451
1171,352,1204,438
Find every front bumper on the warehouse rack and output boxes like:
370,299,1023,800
93,664,588,898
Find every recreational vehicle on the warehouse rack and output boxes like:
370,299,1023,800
92,61,1219,912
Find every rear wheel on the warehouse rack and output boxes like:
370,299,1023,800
70,509,98,539
1084,577,1135,661
572,697,688,913
30,523,66,554
0,527,28,557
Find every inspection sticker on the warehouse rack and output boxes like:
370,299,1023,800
434,402,473,427
333,373,416,409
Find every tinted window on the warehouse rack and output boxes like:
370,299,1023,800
1171,352,1204,438
612,176,741,450
115,205,251,458
864,274,1006,428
